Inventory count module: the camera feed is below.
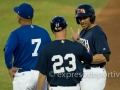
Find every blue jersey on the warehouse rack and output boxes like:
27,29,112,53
80,25,111,65
36,40,92,86
4,25,51,69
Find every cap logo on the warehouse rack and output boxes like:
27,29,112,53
55,23,62,31
18,11,19,13
28,16,31,18
77,9,85,14
55,23,59,27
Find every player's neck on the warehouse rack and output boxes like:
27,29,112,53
55,30,66,40
55,38,66,40
86,23,97,30
20,19,32,26
21,22,32,26
19,17,33,26
55,36,66,40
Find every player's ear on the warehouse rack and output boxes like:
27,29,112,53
17,15,21,19
17,15,21,24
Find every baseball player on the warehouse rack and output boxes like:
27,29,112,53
4,3,51,90
71,4,111,90
36,16,93,90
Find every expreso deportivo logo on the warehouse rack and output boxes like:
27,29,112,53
49,71,120,78
49,71,83,79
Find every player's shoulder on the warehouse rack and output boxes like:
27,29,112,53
10,26,22,35
92,25,105,34
73,41,85,49
80,29,85,34
41,41,53,52
13,25,48,34
91,25,107,39
44,40,73,47
12,25,29,33
94,25,103,32
35,25,50,35
34,25,47,31
63,40,84,48
43,41,53,47
33,25,44,30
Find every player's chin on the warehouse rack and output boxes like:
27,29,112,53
82,26,87,29
81,24,86,28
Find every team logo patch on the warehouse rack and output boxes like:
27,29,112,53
77,9,85,14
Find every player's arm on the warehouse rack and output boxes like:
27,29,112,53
4,32,18,69
4,32,20,80
71,28,80,42
4,46,15,80
37,73,46,90
91,32,111,64
36,46,48,90
75,39,108,64
81,48,109,64
71,28,110,64
4,46,13,69
81,47,93,63
91,53,110,64
91,54,107,64
70,29,87,48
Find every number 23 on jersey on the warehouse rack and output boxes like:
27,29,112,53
52,53,76,74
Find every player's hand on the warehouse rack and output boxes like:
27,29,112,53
70,27,80,41
8,67,22,80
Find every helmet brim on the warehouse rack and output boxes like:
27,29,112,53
75,14,90,18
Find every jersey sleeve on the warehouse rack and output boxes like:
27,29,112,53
81,47,93,63
93,32,111,54
4,32,19,69
35,46,48,75
4,46,13,69
4,32,18,51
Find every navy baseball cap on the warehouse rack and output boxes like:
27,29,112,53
14,3,34,19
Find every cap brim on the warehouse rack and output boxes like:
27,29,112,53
14,7,19,13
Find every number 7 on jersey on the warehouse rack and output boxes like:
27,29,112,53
31,38,41,57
